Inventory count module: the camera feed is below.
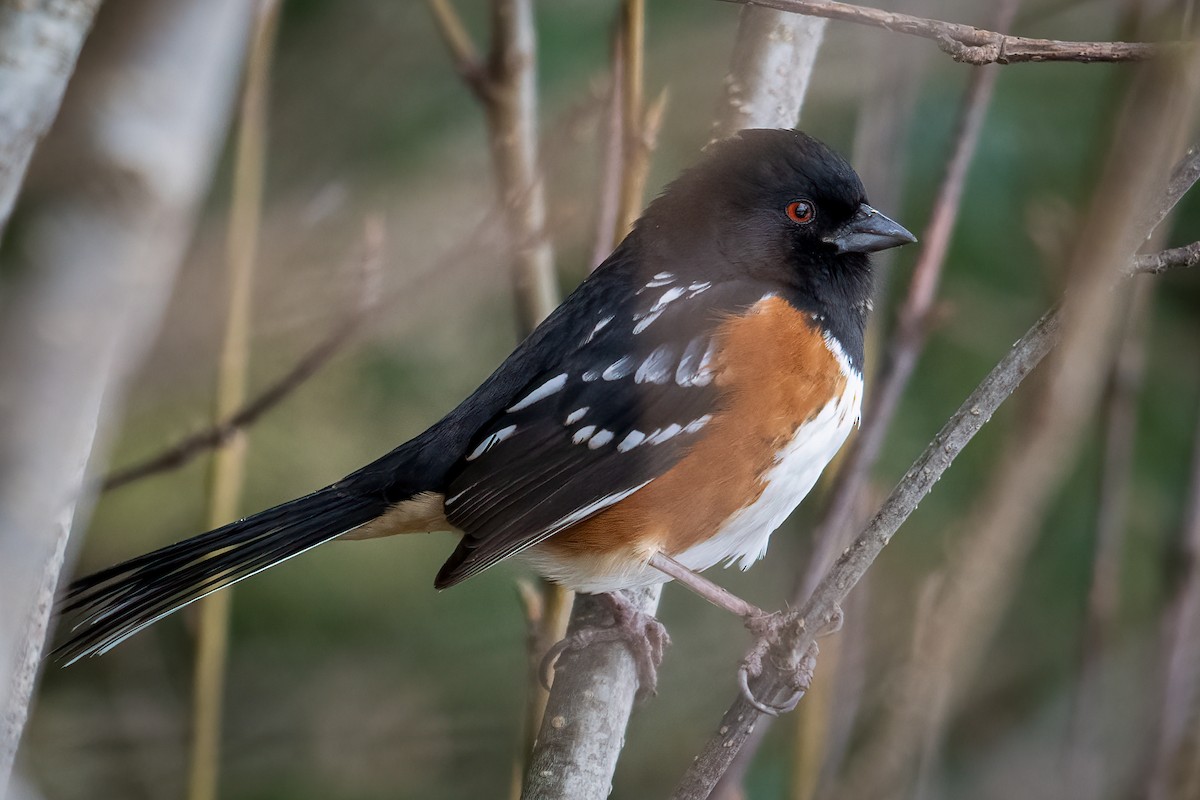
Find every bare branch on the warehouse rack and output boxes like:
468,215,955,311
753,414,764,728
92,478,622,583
98,218,385,493
0,0,256,789
1145,391,1200,800
712,4,826,138
1131,239,1200,274
426,0,491,103
725,0,1174,65
0,0,102,241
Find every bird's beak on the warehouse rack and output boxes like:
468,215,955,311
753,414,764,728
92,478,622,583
827,204,917,254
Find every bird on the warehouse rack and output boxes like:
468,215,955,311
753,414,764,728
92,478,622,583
57,129,915,702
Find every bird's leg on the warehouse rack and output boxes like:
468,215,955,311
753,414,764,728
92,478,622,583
648,552,842,716
540,590,670,701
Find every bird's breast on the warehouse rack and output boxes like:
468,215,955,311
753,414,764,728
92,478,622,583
528,294,863,592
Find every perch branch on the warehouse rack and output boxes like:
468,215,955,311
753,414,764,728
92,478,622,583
724,0,1175,65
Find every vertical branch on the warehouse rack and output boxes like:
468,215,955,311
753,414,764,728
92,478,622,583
427,1,566,793
0,0,255,792
1067,275,1154,799
522,2,668,796
1145,390,1200,800
486,0,558,329
186,4,279,800
712,5,827,137
0,0,102,241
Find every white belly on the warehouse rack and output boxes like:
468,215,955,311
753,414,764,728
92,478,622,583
673,369,863,574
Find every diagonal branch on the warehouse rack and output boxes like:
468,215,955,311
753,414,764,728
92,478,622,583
723,0,1175,65
97,218,385,493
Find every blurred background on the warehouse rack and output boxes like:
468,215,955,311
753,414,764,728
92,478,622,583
5,0,1200,798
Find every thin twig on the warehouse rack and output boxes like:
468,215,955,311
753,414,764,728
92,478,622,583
672,116,1200,799
187,5,280,798
98,218,385,493
426,0,492,103
1131,239,1200,274
724,0,1173,64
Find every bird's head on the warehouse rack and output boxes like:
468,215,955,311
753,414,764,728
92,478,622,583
640,129,915,292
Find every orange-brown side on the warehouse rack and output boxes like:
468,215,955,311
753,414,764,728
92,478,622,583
541,295,848,565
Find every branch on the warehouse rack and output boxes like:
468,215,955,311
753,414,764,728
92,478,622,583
97,218,384,493
426,0,491,103
0,0,256,789
712,3,827,138
0,0,102,241
1131,239,1200,274
725,0,1174,65
673,112,1200,800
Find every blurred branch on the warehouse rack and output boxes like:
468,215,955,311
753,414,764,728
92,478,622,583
0,0,255,791
1146,389,1200,800
726,0,1173,64
673,79,1200,798
97,218,384,493
712,3,826,138
1067,275,1154,799
426,0,490,102
521,3,666,797
187,4,279,799
0,0,101,241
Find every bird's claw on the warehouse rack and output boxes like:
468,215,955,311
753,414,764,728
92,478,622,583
737,609,820,716
540,592,670,702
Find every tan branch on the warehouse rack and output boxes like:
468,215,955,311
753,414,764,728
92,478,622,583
727,0,1173,65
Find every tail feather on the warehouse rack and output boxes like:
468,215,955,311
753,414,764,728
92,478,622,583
56,486,388,664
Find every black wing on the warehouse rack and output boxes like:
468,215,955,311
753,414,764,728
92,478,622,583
435,271,774,587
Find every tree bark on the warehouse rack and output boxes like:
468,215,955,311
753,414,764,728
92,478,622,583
0,0,102,242
0,0,254,792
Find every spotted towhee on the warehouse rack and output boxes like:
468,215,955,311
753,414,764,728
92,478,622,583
58,129,915,688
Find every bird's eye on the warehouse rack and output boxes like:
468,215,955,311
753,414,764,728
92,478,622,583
786,200,815,224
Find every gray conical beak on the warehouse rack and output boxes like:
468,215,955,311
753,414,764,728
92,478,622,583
827,203,917,254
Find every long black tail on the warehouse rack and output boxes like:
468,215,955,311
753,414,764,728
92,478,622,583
55,485,389,664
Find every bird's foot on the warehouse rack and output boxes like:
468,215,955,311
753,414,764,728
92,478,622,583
540,591,670,701
737,608,826,716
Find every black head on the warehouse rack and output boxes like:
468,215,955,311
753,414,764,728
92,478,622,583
639,129,914,291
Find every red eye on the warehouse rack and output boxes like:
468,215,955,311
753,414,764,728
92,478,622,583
786,200,815,224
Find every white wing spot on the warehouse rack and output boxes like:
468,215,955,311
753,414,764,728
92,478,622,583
572,425,597,445
617,430,646,452
686,281,711,297
584,315,613,344
508,373,568,412
587,429,614,449
582,369,601,382
566,407,589,425
603,355,635,381
635,345,674,384
650,423,682,445
632,309,663,335
466,424,518,461
683,414,712,434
